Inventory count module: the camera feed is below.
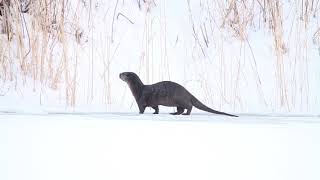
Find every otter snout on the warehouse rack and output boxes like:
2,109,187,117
119,72,127,82
119,73,124,80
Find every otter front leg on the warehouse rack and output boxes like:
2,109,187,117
138,105,146,114
137,95,147,114
152,106,159,114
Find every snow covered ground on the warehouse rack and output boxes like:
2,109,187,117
1,112,320,180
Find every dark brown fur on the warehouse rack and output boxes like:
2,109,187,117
120,72,237,117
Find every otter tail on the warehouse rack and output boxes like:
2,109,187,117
191,96,238,117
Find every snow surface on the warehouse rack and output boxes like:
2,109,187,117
1,113,320,180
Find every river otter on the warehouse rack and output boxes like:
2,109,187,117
120,72,237,117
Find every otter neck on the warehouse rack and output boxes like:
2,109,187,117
128,80,144,101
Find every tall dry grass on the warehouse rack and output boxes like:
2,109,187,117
0,0,78,105
0,0,319,111
189,0,319,111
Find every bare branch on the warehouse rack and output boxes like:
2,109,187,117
117,12,134,24
111,0,119,43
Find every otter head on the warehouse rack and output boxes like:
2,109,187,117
119,72,132,82
119,72,142,83
120,72,144,100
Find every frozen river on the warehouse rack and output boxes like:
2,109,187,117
1,112,320,180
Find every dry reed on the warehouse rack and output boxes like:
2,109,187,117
0,0,318,111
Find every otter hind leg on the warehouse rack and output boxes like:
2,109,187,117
152,106,159,114
182,106,192,115
170,107,184,115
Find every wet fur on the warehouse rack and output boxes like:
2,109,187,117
120,72,237,117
